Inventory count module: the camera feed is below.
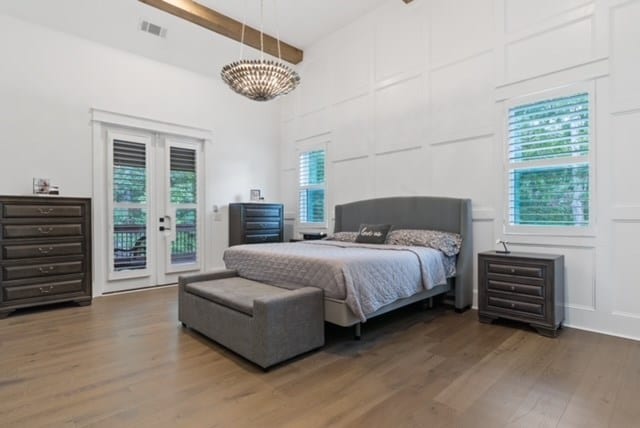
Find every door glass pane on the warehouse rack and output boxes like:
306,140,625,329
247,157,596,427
172,208,196,264
114,141,147,203
170,147,196,204
113,208,147,271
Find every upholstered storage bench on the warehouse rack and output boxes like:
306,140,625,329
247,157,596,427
178,269,324,369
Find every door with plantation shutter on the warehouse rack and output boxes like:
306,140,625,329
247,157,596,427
105,131,203,292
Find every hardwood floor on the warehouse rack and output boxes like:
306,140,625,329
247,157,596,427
1,287,638,428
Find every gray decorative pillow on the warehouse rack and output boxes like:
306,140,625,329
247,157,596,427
355,224,392,244
324,231,358,242
385,229,462,256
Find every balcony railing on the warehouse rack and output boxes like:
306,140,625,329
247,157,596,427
113,224,196,271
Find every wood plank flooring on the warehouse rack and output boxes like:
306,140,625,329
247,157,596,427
1,286,638,428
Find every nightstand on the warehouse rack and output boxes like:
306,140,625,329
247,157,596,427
478,251,565,337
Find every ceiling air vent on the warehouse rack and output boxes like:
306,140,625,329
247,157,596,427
139,20,167,38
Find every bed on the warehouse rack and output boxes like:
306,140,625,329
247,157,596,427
223,196,473,333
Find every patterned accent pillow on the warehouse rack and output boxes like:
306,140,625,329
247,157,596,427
324,231,359,242
385,229,462,256
355,224,392,244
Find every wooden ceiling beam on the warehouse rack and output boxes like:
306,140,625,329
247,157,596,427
138,0,304,64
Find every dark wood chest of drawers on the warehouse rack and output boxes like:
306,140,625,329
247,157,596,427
0,196,92,318
228,203,284,246
478,251,564,337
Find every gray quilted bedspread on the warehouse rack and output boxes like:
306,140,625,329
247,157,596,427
223,241,453,322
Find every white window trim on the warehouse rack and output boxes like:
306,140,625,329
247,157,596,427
503,82,596,237
296,140,329,231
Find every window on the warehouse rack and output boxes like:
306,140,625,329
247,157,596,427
507,90,592,230
298,149,326,225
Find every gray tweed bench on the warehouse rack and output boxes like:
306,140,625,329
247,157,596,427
178,269,324,369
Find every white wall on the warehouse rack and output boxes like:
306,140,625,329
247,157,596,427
0,14,281,294
280,0,640,340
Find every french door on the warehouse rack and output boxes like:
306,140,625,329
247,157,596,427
104,129,204,292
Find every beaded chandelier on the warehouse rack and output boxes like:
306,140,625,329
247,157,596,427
220,0,300,102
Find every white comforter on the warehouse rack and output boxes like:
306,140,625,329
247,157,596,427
223,241,453,322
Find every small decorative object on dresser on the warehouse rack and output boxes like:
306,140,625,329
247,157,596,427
478,251,564,337
0,196,92,318
229,203,283,246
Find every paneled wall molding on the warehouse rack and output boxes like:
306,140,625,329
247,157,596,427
506,241,596,250
472,207,496,221
374,145,422,157
430,133,494,147
429,49,495,73
331,155,369,164
504,4,595,42
374,71,426,92
611,106,640,116
611,205,640,221
612,310,640,320
294,131,332,143
495,58,609,101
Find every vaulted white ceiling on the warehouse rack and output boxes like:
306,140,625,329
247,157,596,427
198,0,388,48
0,0,389,78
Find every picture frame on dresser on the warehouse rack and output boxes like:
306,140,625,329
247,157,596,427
0,196,92,319
478,251,564,337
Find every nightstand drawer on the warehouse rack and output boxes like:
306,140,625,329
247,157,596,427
487,262,543,278
245,233,282,244
245,221,281,230
487,295,544,316
244,208,281,218
3,204,83,218
487,279,543,297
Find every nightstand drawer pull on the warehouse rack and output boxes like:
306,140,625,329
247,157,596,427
39,285,54,293
38,247,54,254
37,227,54,235
487,280,543,297
37,208,54,215
488,263,544,278
488,296,543,316
38,266,56,274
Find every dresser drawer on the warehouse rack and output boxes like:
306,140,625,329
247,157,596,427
2,279,84,302
487,279,543,297
245,233,282,244
487,262,544,278
3,261,84,281
3,204,83,218
487,295,544,316
3,224,83,239
244,207,281,218
244,221,281,230
3,242,83,260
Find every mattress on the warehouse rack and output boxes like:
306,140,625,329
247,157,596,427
223,240,454,322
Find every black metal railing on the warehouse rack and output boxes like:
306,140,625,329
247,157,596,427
113,224,196,270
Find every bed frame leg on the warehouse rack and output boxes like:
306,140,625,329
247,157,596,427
354,323,361,340
428,297,434,309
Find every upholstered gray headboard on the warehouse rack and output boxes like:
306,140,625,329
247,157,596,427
334,196,473,310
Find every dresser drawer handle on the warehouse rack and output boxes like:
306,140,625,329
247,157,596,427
510,286,515,291
39,285,54,293
38,208,54,215
38,247,55,254
37,227,54,235
510,268,515,273
38,266,56,274
511,303,516,308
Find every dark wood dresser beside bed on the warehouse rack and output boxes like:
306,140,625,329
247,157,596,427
229,203,283,246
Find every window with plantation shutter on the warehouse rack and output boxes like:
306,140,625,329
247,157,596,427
298,149,326,225
112,139,148,272
507,91,591,229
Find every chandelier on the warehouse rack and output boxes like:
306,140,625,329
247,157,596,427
221,0,300,102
